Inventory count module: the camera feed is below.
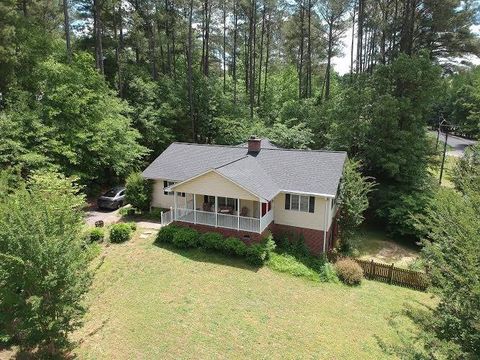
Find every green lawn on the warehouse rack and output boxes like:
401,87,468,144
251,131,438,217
73,230,432,359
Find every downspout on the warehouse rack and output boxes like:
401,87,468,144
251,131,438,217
323,198,328,253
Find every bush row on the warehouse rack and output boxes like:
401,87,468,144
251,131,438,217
156,225,275,266
87,222,137,243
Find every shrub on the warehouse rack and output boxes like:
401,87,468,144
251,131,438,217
127,222,137,231
222,236,249,256
172,227,199,248
245,244,268,266
318,262,339,283
261,233,276,260
125,172,152,211
110,223,133,243
334,258,363,285
89,227,105,243
155,225,180,244
199,232,224,250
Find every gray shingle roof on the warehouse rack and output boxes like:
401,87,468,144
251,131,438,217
142,142,347,200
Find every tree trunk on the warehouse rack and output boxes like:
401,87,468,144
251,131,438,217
93,0,104,74
325,17,333,100
223,0,227,92
187,0,195,141
263,9,270,103
298,0,305,99
306,0,312,97
356,0,364,73
257,2,265,106
350,1,356,77
233,0,238,104
63,0,71,62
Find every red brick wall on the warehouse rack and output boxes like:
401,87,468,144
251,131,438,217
174,218,338,256
173,221,270,245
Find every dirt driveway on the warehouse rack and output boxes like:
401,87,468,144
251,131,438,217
84,206,162,230
85,207,122,226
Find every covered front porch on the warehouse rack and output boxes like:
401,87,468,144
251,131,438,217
172,193,273,234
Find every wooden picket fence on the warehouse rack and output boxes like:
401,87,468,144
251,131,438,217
328,254,428,291
355,259,428,291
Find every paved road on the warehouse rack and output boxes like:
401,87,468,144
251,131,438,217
430,130,477,157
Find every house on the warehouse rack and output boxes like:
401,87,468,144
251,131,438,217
142,137,347,255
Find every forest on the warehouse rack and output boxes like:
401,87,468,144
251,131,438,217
1,0,480,237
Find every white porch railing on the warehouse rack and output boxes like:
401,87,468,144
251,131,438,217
173,208,273,233
260,209,274,233
160,208,174,226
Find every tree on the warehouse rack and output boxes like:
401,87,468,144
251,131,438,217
409,186,480,358
453,143,480,194
0,172,92,355
125,172,153,210
337,159,375,253
318,0,351,100
1,53,148,186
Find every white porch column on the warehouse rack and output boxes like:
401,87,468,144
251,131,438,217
193,193,197,224
174,191,177,220
215,196,218,227
237,198,240,230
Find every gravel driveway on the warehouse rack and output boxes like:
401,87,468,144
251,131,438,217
84,206,162,230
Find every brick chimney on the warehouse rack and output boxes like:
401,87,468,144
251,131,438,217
248,135,261,154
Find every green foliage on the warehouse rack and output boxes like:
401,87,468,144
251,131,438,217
172,227,199,248
413,187,480,357
0,171,91,354
125,172,152,211
155,224,180,244
109,223,134,243
1,53,148,186
334,258,364,286
267,252,321,282
89,227,105,243
155,225,274,266
198,232,225,250
337,159,375,253
453,143,480,194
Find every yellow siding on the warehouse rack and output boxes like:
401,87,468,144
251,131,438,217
151,179,175,209
173,171,259,201
273,193,328,231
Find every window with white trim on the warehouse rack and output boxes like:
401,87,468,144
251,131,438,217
284,194,315,213
163,181,185,197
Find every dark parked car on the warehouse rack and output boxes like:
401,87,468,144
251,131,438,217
97,186,126,210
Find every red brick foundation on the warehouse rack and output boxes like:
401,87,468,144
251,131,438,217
173,221,270,245
269,224,330,256
174,219,338,256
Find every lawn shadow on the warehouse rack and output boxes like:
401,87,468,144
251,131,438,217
153,242,261,272
374,299,435,358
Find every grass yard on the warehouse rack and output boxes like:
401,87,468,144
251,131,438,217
73,229,432,360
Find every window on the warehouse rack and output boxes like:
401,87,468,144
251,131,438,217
285,193,315,213
163,181,175,196
217,197,238,210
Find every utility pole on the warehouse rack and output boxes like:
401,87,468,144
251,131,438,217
439,119,451,185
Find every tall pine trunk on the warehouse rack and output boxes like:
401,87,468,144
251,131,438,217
187,0,195,141
63,0,71,62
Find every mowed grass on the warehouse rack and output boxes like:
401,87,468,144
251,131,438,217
73,231,432,360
